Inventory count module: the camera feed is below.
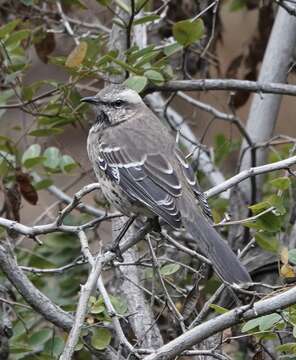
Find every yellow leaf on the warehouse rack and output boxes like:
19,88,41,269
65,41,87,68
86,316,95,325
281,247,289,265
280,264,296,278
175,301,182,312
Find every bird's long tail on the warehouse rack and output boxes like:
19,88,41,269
179,195,251,285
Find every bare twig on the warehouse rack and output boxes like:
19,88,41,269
56,1,79,45
147,236,186,332
205,155,296,198
60,232,103,360
56,183,101,226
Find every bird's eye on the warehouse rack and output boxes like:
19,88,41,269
112,100,124,108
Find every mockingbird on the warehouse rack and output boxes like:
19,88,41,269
82,84,251,285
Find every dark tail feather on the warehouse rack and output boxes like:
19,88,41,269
180,198,251,284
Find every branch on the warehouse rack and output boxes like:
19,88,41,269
142,285,296,360
0,220,152,333
60,231,103,360
0,213,118,237
0,88,60,110
275,0,296,16
205,155,296,198
239,5,296,198
56,0,79,45
146,79,296,97
118,242,164,348
0,241,73,331
56,183,101,225
33,174,106,218
177,91,253,147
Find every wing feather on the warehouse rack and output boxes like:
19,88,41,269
98,144,182,229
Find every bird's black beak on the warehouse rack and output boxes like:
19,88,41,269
80,96,99,104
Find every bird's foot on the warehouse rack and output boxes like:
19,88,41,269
109,243,124,262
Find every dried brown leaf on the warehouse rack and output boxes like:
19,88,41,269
65,41,88,68
16,171,38,205
34,32,55,63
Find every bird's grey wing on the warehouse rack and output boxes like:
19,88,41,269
174,149,213,221
97,143,183,229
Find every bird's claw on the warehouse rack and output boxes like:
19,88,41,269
110,244,124,262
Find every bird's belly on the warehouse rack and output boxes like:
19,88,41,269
99,172,153,218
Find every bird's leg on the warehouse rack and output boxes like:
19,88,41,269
110,215,137,262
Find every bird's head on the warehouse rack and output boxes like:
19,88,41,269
81,84,143,128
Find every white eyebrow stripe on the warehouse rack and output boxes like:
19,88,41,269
119,89,142,104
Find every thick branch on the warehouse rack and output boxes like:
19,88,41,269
60,231,103,360
240,6,296,198
146,79,296,96
143,285,296,360
0,241,73,331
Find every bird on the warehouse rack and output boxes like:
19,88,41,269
82,84,251,285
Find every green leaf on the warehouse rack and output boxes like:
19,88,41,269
44,336,64,357
43,147,60,169
91,328,112,350
33,178,53,190
163,42,183,56
20,0,34,5
267,195,286,216
23,156,46,168
28,253,56,268
270,177,291,191
229,0,247,11
110,295,128,315
114,0,131,13
91,301,105,314
209,304,229,314
28,128,63,137
134,15,160,25
135,51,161,67
74,340,84,352
0,19,20,38
22,144,42,168
162,65,174,80
173,19,204,47
128,45,155,62
214,133,240,165
257,213,283,232
289,249,296,265
22,80,57,101
160,263,180,276
0,89,15,105
9,344,34,354
258,313,282,331
124,76,147,92
28,329,53,348
144,70,164,85
277,342,296,354
241,318,262,332
96,0,111,5
60,155,77,172
5,30,30,47
255,232,279,253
